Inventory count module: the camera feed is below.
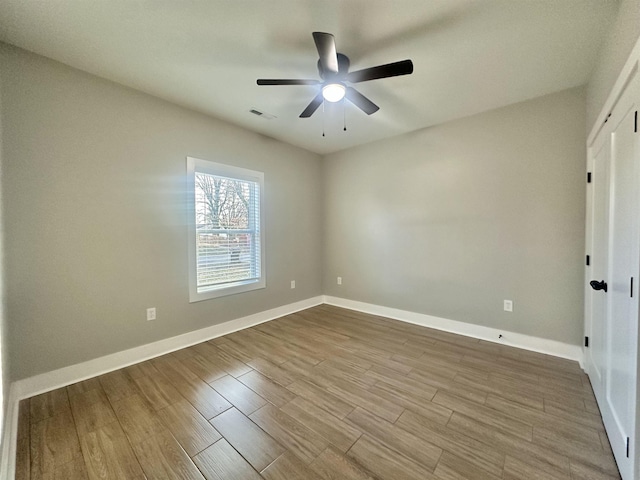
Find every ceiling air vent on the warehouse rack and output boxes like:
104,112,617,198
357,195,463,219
249,109,276,120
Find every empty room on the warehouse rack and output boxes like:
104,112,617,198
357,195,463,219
0,1,639,479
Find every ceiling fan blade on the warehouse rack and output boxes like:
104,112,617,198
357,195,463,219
257,79,320,85
312,32,339,75
299,92,324,118
347,59,413,83
346,87,379,115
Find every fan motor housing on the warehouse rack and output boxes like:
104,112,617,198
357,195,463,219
318,53,350,80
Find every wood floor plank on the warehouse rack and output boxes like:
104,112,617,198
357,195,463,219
181,353,229,384
345,406,442,471
210,374,267,415
446,412,573,478
395,408,505,477
214,338,255,364
78,420,145,480
69,387,117,436
279,357,319,379
153,354,232,419
584,397,601,415
123,360,159,379
485,393,604,440
67,378,102,398
98,370,139,404
39,456,89,480
569,460,621,480
203,342,253,377
193,439,262,480
407,369,488,404
348,434,437,480
30,410,82,478
326,378,403,423
228,334,287,365
314,360,377,389
364,367,437,400
249,403,329,464
111,393,166,445
210,407,285,471
310,447,376,480
132,372,183,410
503,455,570,480
237,370,297,407
543,400,606,432
368,384,452,425
286,379,355,419
433,451,503,480
454,371,544,410
261,451,324,480
433,390,533,441
171,346,197,361
159,399,221,457
247,357,297,386
281,396,362,453
30,388,71,423
530,425,619,475
15,400,30,480
132,430,205,480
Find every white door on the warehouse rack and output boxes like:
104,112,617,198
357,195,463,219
586,131,610,402
586,71,639,480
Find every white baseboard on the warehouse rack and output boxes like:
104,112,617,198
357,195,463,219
0,384,19,480
0,295,323,480
323,295,584,365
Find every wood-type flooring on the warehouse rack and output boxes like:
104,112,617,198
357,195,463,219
15,304,621,479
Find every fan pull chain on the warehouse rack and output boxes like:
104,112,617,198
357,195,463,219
343,98,347,131
322,100,326,137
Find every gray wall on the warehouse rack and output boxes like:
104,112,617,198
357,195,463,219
0,44,323,380
0,63,8,449
586,0,640,130
323,87,586,345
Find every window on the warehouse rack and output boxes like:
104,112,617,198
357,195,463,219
187,157,265,302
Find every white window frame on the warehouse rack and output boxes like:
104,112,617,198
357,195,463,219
187,156,265,302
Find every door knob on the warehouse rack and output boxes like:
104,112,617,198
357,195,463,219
590,280,608,292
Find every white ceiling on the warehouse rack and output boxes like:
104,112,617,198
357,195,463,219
0,0,618,155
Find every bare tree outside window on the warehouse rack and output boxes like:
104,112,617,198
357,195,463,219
194,172,259,287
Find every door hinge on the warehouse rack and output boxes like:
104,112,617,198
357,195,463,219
587,172,592,183
584,336,589,348
635,110,637,133
604,112,611,124
627,437,630,457
586,255,590,266
631,277,634,298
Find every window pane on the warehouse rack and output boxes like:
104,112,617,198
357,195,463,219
196,231,259,289
195,173,251,230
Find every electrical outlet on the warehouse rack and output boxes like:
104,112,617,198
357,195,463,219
504,300,513,312
146,307,156,321
337,276,342,285
291,280,296,289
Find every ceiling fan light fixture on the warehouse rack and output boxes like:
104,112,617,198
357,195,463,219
322,82,346,102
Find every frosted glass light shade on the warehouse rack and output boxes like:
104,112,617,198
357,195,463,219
322,83,346,102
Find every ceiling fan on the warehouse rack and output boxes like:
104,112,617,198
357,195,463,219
257,32,414,118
